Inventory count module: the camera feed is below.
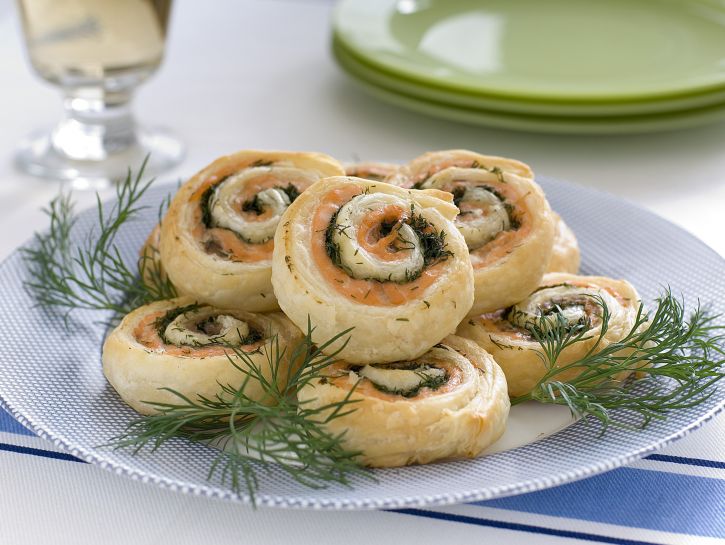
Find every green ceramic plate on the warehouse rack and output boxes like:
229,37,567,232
334,41,725,134
334,34,725,117
334,0,725,102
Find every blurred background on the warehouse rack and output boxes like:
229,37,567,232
0,0,723,256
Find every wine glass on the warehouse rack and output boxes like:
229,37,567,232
15,0,184,190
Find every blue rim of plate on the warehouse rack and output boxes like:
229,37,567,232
0,178,722,509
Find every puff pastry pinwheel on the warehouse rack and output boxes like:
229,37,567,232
389,150,554,315
297,335,509,467
102,297,302,415
386,149,534,188
344,161,398,182
457,273,642,397
546,213,581,274
272,176,474,364
159,150,345,311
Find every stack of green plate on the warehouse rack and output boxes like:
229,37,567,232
332,0,725,134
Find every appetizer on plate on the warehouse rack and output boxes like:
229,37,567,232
386,149,534,186
102,297,302,414
390,150,556,315
298,335,509,467
272,175,474,363
157,150,344,311
457,273,642,397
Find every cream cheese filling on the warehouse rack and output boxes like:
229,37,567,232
164,307,251,347
331,193,424,282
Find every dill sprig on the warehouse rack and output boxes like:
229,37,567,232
22,160,176,319
110,323,371,505
511,291,725,430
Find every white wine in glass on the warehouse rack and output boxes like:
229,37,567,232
16,0,183,189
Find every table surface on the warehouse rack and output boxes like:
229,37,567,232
0,1,723,544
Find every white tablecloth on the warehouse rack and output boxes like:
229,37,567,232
0,1,723,544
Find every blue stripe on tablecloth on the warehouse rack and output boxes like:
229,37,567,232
645,453,725,469
474,467,725,538
2,405,724,539
0,406,33,436
392,509,664,545
0,442,83,463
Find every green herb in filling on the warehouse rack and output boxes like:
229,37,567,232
156,304,263,346
241,194,265,215
324,208,345,271
276,183,301,203
362,363,448,398
406,214,454,269
250,159,274,168
325,203,454,284
154,303,201,342
199,183,221,228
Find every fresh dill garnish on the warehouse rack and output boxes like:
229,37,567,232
109,323,372,506
22,159,177,319
510,290,725,430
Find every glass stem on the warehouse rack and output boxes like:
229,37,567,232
50,89,138,161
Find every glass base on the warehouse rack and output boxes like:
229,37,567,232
15,127,184,191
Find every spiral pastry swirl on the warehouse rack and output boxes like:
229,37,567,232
390,150,554,315
297,335,509,467
159,150,344,311
457,273,642,397
386,149,534,188
102,297,303,415
272,176,474,364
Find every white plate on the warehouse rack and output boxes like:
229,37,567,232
0,178,722,509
